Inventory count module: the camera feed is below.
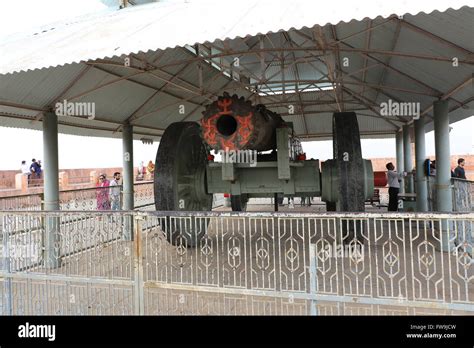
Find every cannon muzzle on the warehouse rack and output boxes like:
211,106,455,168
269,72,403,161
200,93,284,151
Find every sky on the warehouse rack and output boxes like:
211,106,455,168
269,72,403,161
0,0,472,170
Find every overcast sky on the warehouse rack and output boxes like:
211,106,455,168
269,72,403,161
0,0,472,170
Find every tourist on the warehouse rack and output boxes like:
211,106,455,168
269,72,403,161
20,160,31,184
430,160,436,176
146,160,155,178
29,158,41,186
96,174,111,210
386,162,405,212
454,158,466,179
109,172,121,211
35,160,43,180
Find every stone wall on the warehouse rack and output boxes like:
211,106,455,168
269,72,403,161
0,167,144,197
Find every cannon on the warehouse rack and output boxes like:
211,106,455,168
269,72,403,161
155,92,374,245
200,94,284,152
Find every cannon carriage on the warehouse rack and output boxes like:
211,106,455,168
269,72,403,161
154,92,374,245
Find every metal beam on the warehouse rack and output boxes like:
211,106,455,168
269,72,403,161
342,86,401,130
400,19,473,56
374,18,402,102
315,27,341,112
283,32,308,134
0,110,164,137
33,65,93,122
361,20,373,96
331,16,396,46
419,75,473,118
152,46,474,71
89,65,203,107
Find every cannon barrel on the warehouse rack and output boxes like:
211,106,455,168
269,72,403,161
200,93,284,151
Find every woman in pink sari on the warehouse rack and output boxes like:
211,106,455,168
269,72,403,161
96,174,111,210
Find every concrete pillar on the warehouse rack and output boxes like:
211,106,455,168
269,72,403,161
122,123,134,240
434,101,452,212
414,118,428,212
122,123,134,210
434,100,453,252
43,112,61,268
43,112,60,210
395,130,404,194
403,125,414,193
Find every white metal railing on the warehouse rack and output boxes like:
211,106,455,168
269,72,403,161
427,177,474,212
0,210,472,315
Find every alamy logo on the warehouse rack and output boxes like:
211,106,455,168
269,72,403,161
18,322,56,341
219,148,257,167
55,99,96,119
380,99,420,120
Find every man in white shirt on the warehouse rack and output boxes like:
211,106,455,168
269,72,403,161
20,160,31,184
20,160,30,175
386,162,405,211
109,172,122,210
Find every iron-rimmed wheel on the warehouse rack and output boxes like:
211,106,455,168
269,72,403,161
332,112,366,212
154,122,213,246
230,194,249,211
331,112,367,243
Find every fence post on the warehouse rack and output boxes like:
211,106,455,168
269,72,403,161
39,193,60,269
133,214,144,315
2,215,13,315
309,243,318,315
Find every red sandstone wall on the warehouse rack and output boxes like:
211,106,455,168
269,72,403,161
0,170,19,189
0,167,142,197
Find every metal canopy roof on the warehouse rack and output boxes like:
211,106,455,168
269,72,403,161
0,0,473,141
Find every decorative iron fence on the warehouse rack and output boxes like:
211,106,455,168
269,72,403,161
0,211,472,315
428,177,474,212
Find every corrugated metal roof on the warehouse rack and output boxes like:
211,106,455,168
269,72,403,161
0,0,470,74
0,1,472,141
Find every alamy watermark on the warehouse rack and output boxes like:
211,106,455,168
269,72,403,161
320,242,365,260
380,99,420,120
18,322,55,341
55,99,96,119
219,148,257,167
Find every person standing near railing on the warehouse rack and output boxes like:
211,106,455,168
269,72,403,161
29,158,42,186
20,160,31,184
386,162,405,211
146,160,155,180
430,160,436,176
454,158,467,179
96,174,111,210
109,172,122,210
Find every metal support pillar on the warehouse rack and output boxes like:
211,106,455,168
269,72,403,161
414,118,428,212
122,123,134,240
43,111,61,268
395,130,404,194
403,125,414,193
434,100,453,252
